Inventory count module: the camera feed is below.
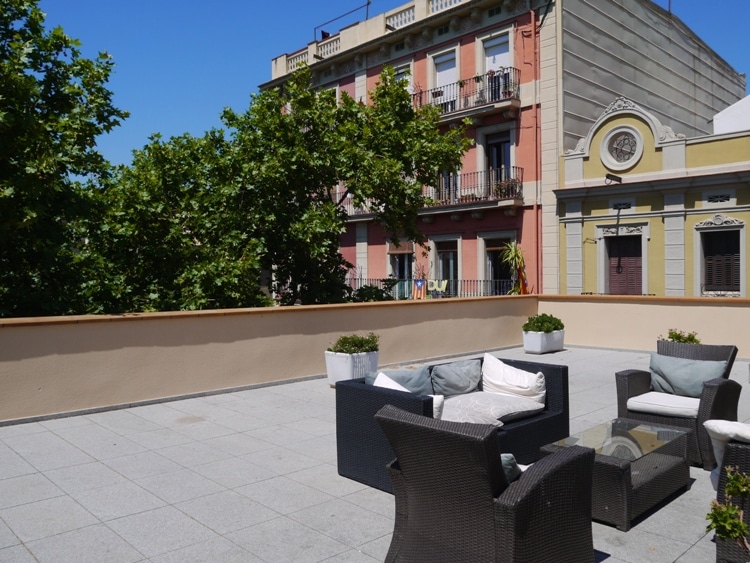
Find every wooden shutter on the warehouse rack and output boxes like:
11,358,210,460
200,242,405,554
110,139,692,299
608,236,642,295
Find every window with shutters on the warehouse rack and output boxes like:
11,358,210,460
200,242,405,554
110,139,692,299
606,236,642,295
702,231,740,292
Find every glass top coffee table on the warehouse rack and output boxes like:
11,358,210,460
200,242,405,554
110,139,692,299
541,418,691,531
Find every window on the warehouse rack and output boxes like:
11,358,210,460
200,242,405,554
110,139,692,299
393,63,413,93
694,214,745,297
432,50,457,113
485,238,512,295
606,236,642,295
483,34,510,73
702,231,740,292
388,241,414,299
436,239,459,296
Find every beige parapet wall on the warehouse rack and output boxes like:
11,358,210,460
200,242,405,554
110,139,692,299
538,295,750,354
0,297,535,423
2,295,748,424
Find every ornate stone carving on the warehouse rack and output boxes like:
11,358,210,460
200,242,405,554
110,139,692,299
566,137,587,155
601,225,643,237
696,214,744,228
602,97,639,116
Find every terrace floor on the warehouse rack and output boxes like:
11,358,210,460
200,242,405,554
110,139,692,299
1,346,749,562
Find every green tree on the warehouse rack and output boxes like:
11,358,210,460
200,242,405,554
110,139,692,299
83,132,270,313
0,0,127,316
223,65,471,305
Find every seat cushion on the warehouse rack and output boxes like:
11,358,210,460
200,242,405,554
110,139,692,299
430,359,482,398
441,391,544,426
481,353,546,403
649,353,727,398
365,365,433,395
627,391,700,418
703,419,750,490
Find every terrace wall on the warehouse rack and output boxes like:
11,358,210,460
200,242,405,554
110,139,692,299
1,296,748,423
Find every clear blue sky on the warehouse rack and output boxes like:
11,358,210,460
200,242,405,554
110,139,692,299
38,0,749,166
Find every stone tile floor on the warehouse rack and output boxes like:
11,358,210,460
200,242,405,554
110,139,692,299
1,345,748,562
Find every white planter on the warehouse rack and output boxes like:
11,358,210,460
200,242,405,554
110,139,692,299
523,330,565,354
324,350,379,386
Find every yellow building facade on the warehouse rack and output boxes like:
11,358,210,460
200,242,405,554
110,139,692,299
558,97,750,297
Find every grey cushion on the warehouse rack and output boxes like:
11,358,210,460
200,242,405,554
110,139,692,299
441,391,544,426
649,353,728,398
430,359,482,397
501,453,522,483
365,365,433,395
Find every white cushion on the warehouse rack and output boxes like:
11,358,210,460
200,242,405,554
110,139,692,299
704,420,750,490
441,391,543,427
481,353,546,403
627,391,700,418
372,373,444,419
373,372,409,392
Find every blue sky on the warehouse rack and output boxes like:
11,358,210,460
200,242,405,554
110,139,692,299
38,0,749,166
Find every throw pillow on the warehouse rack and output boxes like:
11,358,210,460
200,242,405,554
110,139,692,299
649,353,727,398
372,373,444,419
501,453,522,483
441,391,544,426
431,359,482,397
703,419,750,490
365,365,433,395
481,353,546,403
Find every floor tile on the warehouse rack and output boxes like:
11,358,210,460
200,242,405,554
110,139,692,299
26,523,143,563
0,496,98,542
236,475,334,515
3,432,94,471
136,467,225,504
175,490,279,534
44,461,126,494
106,506,217,558
288,498,393,547
0,473,63,509
149,536,261,563
70,481,165,521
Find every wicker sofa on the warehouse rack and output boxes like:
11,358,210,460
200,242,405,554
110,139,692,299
715,440,750,563
336,355,569,493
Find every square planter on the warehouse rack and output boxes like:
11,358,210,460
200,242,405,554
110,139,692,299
325,350,379,386
523,330,565,354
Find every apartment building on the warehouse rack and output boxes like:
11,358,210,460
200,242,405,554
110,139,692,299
266,0,745,297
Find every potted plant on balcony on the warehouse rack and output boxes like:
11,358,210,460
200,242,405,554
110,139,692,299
324,332,380,387
522,313,565,354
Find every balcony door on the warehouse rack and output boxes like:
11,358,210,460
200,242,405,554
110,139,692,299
433,51,456,113
436,240,458,296
486,132,511,196
484,34,510,101
486,238,512,295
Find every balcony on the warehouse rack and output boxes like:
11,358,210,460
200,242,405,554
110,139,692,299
349,277,514,299
341,167,524,218
413,69,521,119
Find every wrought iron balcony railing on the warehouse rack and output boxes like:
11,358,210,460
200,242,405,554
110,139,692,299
348,277,514,299
340,166,523,216
412,68,520,116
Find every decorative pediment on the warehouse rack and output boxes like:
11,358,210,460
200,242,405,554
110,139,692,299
695,214,744,229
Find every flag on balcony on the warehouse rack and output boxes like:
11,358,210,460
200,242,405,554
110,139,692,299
413,279,427,300
518,265,529,295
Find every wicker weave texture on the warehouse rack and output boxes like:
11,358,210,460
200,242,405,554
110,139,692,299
716,441,750,563
615,342,740,469
376,404,595,563
336,357,569,493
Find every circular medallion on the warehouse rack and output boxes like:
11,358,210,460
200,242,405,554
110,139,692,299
600,126,643,171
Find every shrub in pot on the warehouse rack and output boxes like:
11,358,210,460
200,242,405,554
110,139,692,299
522,313,564,354
325,332,380,386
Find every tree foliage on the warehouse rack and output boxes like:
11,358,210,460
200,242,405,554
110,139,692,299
0,0,128,316
82,132,271,313
222,66,471,305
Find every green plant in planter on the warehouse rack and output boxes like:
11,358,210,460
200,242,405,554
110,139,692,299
327,332,379,354
707,466,750,555
660,329,701,344
523,313,564,333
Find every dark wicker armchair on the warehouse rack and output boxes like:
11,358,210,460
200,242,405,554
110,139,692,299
715,440,750,563
375,404,595,563
616,341,740,469
336,357,569,493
